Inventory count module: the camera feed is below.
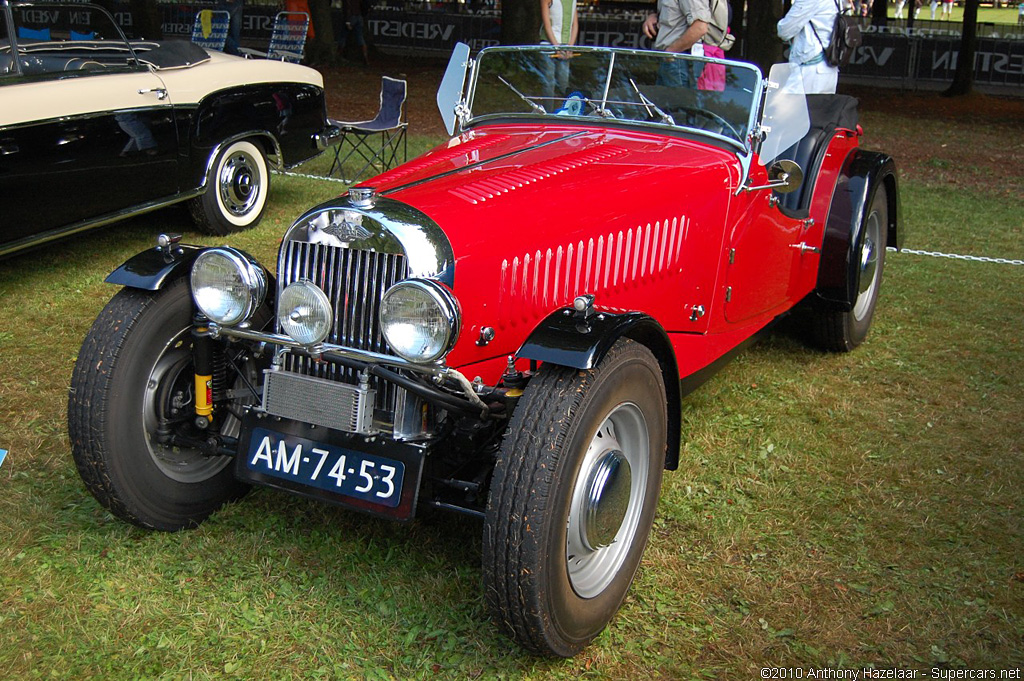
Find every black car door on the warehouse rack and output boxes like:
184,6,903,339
0,4,178,255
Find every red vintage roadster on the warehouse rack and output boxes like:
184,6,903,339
68,44,901,657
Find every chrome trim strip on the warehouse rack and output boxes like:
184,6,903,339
281,196,456,287
0,188,202,258
199,131,284,188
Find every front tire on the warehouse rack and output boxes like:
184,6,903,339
189,139,270,236
483,339,667,657
68,277,251,531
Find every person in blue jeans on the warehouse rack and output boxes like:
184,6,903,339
539,0,579,101
334,0,370,65
642,0,712,88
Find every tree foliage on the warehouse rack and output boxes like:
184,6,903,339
501,0,541,46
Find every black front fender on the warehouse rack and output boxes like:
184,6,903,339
517,308,682,470
105,244,204,291
814,149,901,311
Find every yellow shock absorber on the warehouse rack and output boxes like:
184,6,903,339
194,373,213,417
192,320,214,419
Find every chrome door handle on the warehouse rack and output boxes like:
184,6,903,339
138,87,168,100
0,144,19,156
790,242,821,255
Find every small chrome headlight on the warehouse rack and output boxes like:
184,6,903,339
191,247,267,326
379,279,460,364
277,280,333,345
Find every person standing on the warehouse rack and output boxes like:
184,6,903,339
1017,1,1024,27
539,0,578,97
217,0,243,55
940,0,953,19
334,0,369,65
777,0,840,94
642,0,712,87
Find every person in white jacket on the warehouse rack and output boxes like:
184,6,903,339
777,0,840,94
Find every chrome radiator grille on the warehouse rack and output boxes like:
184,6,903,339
277,239,408,417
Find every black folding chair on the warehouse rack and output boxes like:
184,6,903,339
328,76,408,182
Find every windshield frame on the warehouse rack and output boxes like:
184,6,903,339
463,44,765,155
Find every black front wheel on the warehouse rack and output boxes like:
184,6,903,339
483,339,667,657
68,277,253,531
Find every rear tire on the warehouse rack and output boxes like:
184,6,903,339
189,139,269,236
808,184,888,352
483,339,667,657
68,278,251,531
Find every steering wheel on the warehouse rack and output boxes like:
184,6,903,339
670,105,742,141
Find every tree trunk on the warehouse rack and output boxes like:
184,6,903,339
128,0,162,40
745,0,784,76
305,0,337,65
871,0,888,29
944,0,979,96
501,0,541,46
727,0,745,51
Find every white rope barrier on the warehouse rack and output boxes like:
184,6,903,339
275,170,350,184
888,247,1024,266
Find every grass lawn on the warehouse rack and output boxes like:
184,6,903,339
887,4,1022,25
0,90,1022,678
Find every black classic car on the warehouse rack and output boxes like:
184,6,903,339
0,1,334,257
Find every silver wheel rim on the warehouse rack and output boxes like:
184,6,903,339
566,402,650,599
218,148,262,217
853,207,882,321
142,326,233,483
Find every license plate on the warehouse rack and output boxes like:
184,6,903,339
246,427,404,508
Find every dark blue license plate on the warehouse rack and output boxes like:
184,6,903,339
246,427,404,508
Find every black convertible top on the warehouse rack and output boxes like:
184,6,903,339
133,40,211,70
806,94,859,132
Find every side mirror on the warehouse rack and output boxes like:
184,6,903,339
767,159,803,194
436,42,471,136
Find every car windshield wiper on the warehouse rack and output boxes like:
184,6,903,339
498,76,547,115
628,78,675,126
579,94,614,119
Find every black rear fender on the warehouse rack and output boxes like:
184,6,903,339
814,149,901,311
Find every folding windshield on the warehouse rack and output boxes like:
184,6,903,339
7,3,138,75
466,46,762,149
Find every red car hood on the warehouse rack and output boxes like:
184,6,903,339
369,123,741,256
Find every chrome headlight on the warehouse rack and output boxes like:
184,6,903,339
191,247,267,326
277,280,333,345
379,279,460,364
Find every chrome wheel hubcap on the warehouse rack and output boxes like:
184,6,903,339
854,209,882,321
566,402,649,598
219,150,261,217
143,327,231,483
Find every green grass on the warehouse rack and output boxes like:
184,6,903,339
1,112,1022,678
890,5,1023,25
